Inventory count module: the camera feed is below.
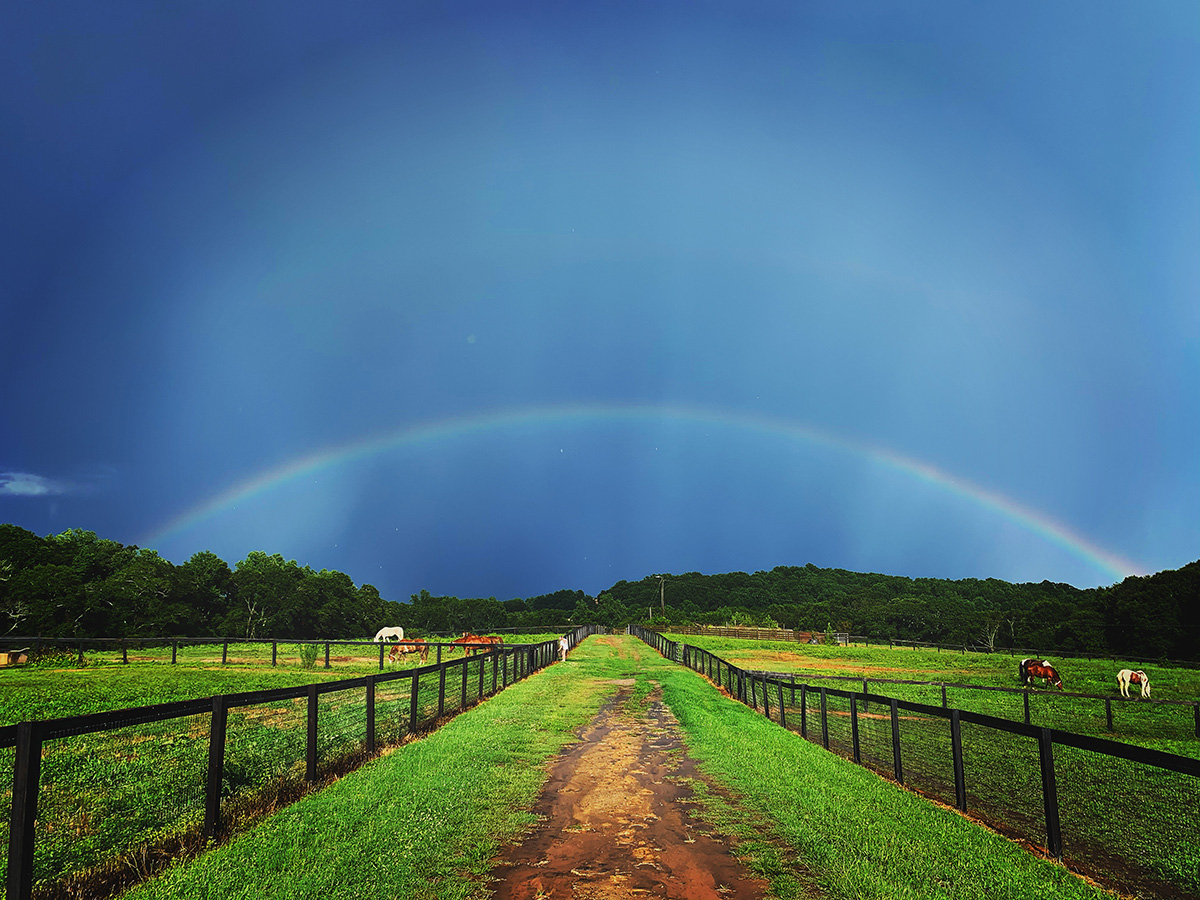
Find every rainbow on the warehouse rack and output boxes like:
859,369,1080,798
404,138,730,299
143,403,1144,582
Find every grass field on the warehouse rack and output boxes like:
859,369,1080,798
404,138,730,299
110,635,1124,900
3,634,1191,898
0,634,565,726
670,633,1200,757
660,632,1200,899
0,635,562,897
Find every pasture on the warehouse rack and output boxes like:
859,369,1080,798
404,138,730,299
670,633,1200,758
0,634,564,726
4,634,1135,900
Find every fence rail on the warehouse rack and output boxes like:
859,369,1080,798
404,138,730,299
0,634,562,672
631,625,1200,900
2,626,600,900
740,668,1200,741
652,626,1199,668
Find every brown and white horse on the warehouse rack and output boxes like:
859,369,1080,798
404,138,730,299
1117,668,1150,699
1019,658,1064,690
388,639,430,664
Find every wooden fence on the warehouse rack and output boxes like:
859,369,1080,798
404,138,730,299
2,627,599,900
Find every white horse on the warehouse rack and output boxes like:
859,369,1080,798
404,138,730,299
558,636,569,662
1117,668,1151,699
374,626,404,643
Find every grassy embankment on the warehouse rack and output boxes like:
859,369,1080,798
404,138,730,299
107,635,1119,900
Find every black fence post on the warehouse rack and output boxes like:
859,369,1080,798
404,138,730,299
862,679,868,712
204,696,228,839
121,640,128,664
1038,728,1063,859
850,694,861,763
1023,691,1031,725
777,680,787,729
763,678,771,720
324,642,330,669
479,654,486,699
409,672,420,733
820,687,829,750
172,640,177,664
272,642,278,667
366,675,376,754
1105,699,1113,732
8,720,43,900
890,698,903,784
222,642,228,665
492,653,499,694
950,709,966,811
460,658,468,709
306,684,319,781
438,663,447,718
941,684,948,708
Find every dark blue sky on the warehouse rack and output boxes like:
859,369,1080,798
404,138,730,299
3,1,1197,603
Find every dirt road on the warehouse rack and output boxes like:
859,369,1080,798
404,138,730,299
486,679,770,900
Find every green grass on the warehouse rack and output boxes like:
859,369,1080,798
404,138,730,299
0,634,564,726
669,634,1200,755
660,632,1199,898
121,640,623,900
626,637,1118,900
110,636,1124,900
1,644,549,894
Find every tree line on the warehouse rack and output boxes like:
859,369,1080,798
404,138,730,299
1,524,1196,660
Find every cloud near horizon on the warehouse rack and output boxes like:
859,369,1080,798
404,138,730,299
0,469,113,499
0,472,67,497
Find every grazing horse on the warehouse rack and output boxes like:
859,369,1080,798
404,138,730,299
453,633,502,656
388,639,430,664
374,626,404,643
1117,668,1151,699
1019,657,1064,690
558,636,570,662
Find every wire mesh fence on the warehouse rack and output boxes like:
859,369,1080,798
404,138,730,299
3,628,597,900
632,625,1200,900
746,670,1200,743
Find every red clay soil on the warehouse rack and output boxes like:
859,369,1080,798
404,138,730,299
486,682,770,900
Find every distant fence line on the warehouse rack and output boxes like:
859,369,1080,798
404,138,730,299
631,625,1200,900
0,634,567,671
655,625,1200,668
1,626,600,900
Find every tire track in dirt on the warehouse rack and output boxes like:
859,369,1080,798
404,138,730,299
486,680,769,900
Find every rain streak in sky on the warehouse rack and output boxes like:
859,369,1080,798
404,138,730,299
2,1,1197,603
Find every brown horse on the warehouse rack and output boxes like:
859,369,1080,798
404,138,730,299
1020,657,1064,690
453,633,503,656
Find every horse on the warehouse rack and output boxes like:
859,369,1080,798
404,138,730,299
1117,668,1151,699
374,626,404,643
453,633,502,656
558,636,569,662
1019,657,1064,690
388,639,430,664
